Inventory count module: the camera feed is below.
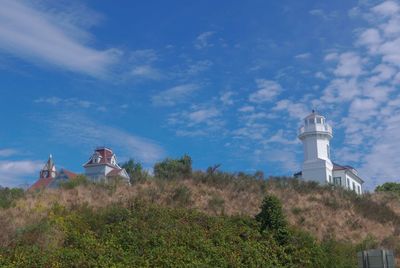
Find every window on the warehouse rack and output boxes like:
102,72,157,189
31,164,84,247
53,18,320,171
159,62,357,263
317,118,322,124
347,178,350,189
357,185,361,194
308,118,315,124
333,177,342,186
352,182,356,192
327,145,330,159
328,175,332,184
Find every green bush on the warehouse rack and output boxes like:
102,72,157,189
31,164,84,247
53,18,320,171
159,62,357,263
154,154,192,180
0,198,362,267
208,194,225,215
121,159,149,184
170,185,192,206
255,194,289,245
376,182,400,195
0,187,24,209
59,175,89,190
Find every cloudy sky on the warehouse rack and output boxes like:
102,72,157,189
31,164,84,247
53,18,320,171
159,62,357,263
0,0,399,190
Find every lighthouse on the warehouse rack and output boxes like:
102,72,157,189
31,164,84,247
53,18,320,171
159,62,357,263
298,110,333,184
296,110,364,194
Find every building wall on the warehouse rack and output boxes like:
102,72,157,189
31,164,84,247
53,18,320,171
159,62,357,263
302,159,333,184
302,135,331,161
332,170,363,195
84,165,107,182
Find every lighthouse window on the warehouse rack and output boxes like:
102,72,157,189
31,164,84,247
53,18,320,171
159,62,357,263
308,118,314,124
316,118,322,124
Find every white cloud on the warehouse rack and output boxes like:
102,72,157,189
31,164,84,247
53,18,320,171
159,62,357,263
334,52,363,77
188,108,220,124
0,160,42,187
358,28,382,53
273,99,309,120
220,91,235,106
249,79,282,103
323,78,360,102
51,113,165,164
0,0,120,77
238,106,255,113
324,52,338,61
194,31,215,49
295,53,311,59
152,84,199,106
371,1,400,17
35,97,106,110
187,60,213,75
0,149,18,157
131,65,163,80
315,71,327,79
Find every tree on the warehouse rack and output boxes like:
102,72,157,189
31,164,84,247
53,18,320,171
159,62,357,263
153,154,192,180
375,182,400,195
121,159,149,184
255,194,289,244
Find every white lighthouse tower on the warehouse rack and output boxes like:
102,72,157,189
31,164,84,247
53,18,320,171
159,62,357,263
298,110,333,184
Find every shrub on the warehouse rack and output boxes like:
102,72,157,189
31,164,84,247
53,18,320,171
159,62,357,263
376,182,400,195
208,194,225,215
170,185,192,206
121,159,149,184
154,155,192,180
255,194,289,244
59,175,89,190
0,187,24,209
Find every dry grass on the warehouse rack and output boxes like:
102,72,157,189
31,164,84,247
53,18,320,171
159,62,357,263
1,178,399,260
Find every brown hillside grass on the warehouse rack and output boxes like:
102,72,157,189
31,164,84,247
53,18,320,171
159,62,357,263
1,177,399,260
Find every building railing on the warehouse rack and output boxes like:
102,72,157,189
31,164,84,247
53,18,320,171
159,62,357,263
298,124,332,136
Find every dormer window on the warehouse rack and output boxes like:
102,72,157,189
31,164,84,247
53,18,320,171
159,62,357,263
92,153,102,164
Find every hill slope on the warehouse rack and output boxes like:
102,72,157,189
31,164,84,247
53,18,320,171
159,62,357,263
0,176,399,267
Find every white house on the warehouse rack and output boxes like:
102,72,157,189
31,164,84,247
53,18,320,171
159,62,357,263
296,111,364,194
83,147,130,183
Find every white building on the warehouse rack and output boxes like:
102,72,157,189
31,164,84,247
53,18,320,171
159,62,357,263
296,111,364,194
83,147,130,183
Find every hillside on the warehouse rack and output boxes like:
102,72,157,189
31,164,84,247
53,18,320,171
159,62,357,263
1,174,399,267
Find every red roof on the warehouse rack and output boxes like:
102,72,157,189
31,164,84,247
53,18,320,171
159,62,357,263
107,168,123,177
29,177,54,191
84,147,117,166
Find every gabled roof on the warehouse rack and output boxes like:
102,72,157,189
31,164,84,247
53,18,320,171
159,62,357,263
83,147,120,168
333,162,364,184
29,177,54,191
333,162,356,171
29,168,77,191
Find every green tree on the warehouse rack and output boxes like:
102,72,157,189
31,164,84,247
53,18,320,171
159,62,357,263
153,154,192,180
376,182,400,195
121,159,149,184
255,194,289,244
0,187,24,209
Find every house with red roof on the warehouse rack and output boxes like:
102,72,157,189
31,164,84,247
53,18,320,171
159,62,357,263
83,147,130,183
29,155,77,191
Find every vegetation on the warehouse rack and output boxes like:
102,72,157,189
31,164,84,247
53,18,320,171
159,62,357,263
0,199,360,267
154,154,192,180
376,182,400,195
121,159,149,184
0,155,399,266
0,187,24,209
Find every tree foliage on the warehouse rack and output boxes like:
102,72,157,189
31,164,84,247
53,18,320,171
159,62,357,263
0,187,24,209
255,194,289,244
121,159,149,184
376,182,400,195
153,154,192,180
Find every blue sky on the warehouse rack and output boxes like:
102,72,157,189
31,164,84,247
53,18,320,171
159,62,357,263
0,0,399,190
